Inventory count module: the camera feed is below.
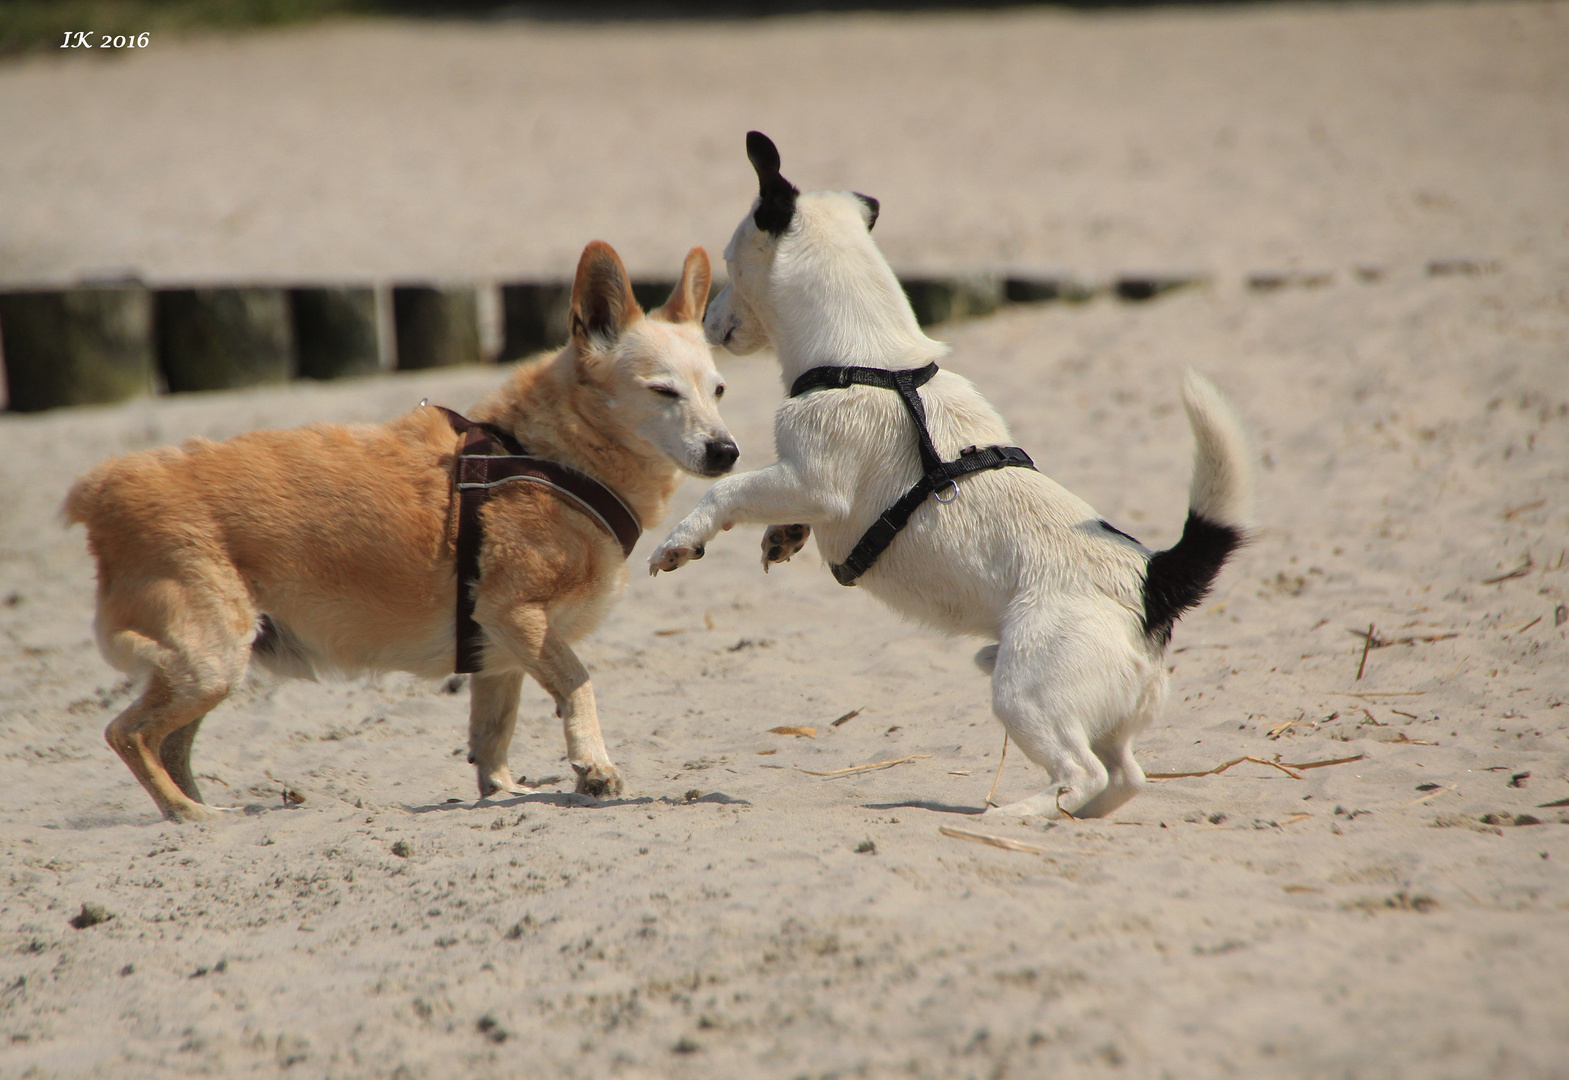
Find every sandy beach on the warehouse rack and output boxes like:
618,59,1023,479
2,3,1567,1077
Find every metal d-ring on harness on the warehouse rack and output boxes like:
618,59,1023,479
788,361,1038,586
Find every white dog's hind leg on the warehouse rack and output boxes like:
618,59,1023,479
982,628,1112,819
1074,736,1147,818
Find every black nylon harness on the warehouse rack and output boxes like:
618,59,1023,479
788,362,1037,586
433,405,641,674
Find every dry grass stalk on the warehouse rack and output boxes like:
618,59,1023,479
1356,622,1375,680
1536,796,1569,808
1146,756,1305,781
1501,499,1546,520
769,726,817,738
830,708,862,728
1480,556,1534,585
1349,627,1460,648
1380,731,1437,745
985,732,1010,808
798,754,932,778
1280,753,1366,770
939,826,1047,855
1269,711,1338,739
1324,690,1427,699
1145,752,1364,781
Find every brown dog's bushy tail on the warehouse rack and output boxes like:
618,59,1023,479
62,466,110,529
1142,371,1255,647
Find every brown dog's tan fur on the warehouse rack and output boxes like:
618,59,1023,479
65,242,731,822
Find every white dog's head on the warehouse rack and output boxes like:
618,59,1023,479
704,132,937,374
570,241,738,477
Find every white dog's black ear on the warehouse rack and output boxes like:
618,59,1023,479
746,130,798,236
853,192,880,231
569,240,640,351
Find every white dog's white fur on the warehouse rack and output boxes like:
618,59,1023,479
651,136,1254,818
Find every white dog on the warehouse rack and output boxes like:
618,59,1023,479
651,133,1253,818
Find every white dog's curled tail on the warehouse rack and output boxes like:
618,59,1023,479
1141,370,1255,647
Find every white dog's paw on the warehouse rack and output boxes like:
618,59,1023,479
760,523,810,571
979,784,1092,816
984,789,1075,820
648,540,706,575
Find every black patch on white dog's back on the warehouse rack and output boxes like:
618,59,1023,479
1141,512,1245,647
1098,519,1141,545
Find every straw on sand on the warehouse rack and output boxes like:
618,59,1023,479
798,754,931,778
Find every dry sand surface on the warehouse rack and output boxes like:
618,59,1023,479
3,3,1569,1078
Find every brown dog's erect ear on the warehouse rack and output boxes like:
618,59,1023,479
570,240,640,350
653,247,712,325
746,130,799,236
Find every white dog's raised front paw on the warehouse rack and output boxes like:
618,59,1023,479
646,524,709,574
648,538,706,575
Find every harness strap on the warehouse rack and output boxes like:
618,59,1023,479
789,364,1036,587
433,404,641,673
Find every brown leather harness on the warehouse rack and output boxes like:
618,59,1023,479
432,404,641,674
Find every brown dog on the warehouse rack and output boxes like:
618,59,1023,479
65,241,735,822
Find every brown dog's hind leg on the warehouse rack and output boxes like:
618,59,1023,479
97,589,250,822
105,668,232,822
761,523,811,571
468,670,523,798
158,715,206,804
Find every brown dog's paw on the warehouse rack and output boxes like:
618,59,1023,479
761,523,810,571
571,761,624,799
476,769,514,800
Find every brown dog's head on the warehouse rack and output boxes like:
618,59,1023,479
568,241,737,477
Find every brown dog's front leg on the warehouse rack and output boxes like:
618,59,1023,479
468,670,523,798
482,607,624,799
554,672,622,799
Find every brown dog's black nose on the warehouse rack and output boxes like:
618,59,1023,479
704,438,739,474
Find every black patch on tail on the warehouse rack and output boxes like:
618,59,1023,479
1141,512,1245,647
